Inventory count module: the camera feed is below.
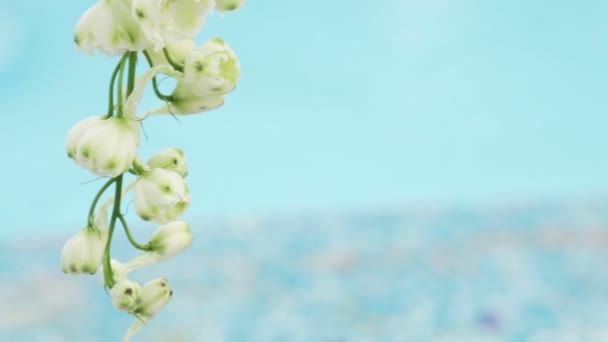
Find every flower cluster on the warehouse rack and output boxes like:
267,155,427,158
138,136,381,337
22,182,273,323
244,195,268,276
62,0,247,340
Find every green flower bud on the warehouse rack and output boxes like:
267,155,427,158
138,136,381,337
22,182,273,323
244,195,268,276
134,169,190,224
110,278,142,313
74,0,149,56
61,227,107,275
215,0,247,12
147,147,188,177
66,116,140,177
132,0,215,51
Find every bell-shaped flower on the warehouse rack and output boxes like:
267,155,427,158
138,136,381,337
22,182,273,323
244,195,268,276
215,0,247,12
125,278,173,341
134,168,190,224
61,227,108,275
74,0,148,56
66,116,140,177
183,37,240,95
110,278,143,313
132,0,215,51
147,147,188,177
125,221,193,270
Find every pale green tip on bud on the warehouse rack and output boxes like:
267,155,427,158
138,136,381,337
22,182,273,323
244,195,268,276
61,227,107,275
147,147,189,178
134,168,190,224
215,0,247,12
111,279,143,313
66,116,140,177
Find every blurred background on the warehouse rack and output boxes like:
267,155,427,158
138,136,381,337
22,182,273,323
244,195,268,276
1,0,608,341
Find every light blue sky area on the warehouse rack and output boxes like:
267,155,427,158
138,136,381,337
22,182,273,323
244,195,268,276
1,1,607,234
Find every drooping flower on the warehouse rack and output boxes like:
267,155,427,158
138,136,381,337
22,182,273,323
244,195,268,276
74,0,149,56
132,0,215,51
215,0,247,13
61,227,108,275
125,278,173,341
134,168,190,224
126,221,193,269
66,116,140,177
147,147,189,177
182,37,240,95
110,278,143,312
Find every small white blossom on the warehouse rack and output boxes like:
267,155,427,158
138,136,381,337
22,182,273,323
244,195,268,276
66,116,140,177
126,221,193,269
74,0,149,56
110,278,142,313
183,37,240,95
132,0,215,51
61,227,108,275
147,147,188,177
215,0,247,13
125,278,173,341
134,168,190,224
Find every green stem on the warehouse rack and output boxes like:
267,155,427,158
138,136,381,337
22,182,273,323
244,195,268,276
86,178,116,227
118,214,151,251
102,175,123,288
127,52,137,95
142,50,174,102
116,54,127,118
162,47,184,72
105,54,129,118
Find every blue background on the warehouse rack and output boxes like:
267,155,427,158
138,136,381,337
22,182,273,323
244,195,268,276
1,1,608,341
1,1,607,234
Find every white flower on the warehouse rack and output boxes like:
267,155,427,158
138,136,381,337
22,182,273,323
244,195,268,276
147,147,188,177
215,0,247,12
183,37,240,95
125,278,173,341
66,116,140,177
132,0,215,51
110,278,142,312
126,221,193,269
74,0,149,56
148,85,225,116
61,227,108,275
134,168,190,224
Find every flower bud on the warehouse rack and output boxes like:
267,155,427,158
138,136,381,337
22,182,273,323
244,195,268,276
61,227,107,275
74,0,148,56
147,147,188,177
150,85,225,116
110,278,142,313
182,38,240,95
125,221,193,269
66,116,140,177
215,0,247,12
132,0,215,51
134,169,190,224
125,278,173,340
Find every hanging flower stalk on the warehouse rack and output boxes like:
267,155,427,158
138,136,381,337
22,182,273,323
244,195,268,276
61,0,247,340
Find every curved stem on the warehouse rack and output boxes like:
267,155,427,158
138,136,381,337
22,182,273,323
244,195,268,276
127,52,138,95
105,54,129,118
102,175,123,288
162,47,184,72
118,214,151,251
86,178,116,227
142,50,174,102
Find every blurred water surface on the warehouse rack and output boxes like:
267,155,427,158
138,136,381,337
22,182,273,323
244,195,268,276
3,202,608,341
